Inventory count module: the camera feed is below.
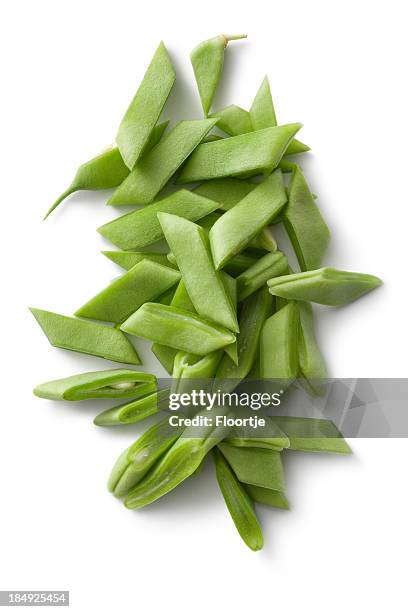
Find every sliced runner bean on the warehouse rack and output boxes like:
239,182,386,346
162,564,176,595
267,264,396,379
267,267,382,306
236,251,289,300
121,303,236,355
34,369,156,401
75,260,180,324
250,76,309,156
108,417,183,497
158,212,239,332
271,416,352,454
44,122,168,219
30,308,140,364
284,166,330,270
193,177,255,211
245,485,290,510
151,279,196,373
108,118,217,205
225,417,289,451
191,33,247,116
116,42,175,169
215,286,272,392
218,444,285,491
260,302,299,382
213,448,264,551
210,105,253,135
209,171,287,270
297,301,328,396
99,189,218,250
178,123,302,182
124,409,230,509
102,251,175,271
172,350,223,395
94,388,170,426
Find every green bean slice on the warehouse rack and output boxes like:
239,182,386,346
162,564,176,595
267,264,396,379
245,484,290,510
218,443,285,491
121,303,236,356
284,166,330,271
30,308,140,365
158,213,239,332
297,301,328,396
271,416,352,454
260,302,299,382
213,448,264,551
191,33,247,116
267,267,382,306
236,251,289,300
102,251,176,271
94,388,171,426
116,42,175,169
34,369,156,401
108,118,217,206
209,171,287,270
178,123,302,183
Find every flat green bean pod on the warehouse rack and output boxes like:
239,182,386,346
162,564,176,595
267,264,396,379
116,42,175,169
191,33,247,116
99,189,218,250
75,260,180,324
94,388,170,426
193,177,255,211
44,122,168,219
108,119,217,206
172,350,222,395
34,369,156,401
297,301,328,396
108,417,183,498
210,104,253,135
102,251,176,271
178,123,302,183
249,76,309,156
284,166,330,270
215,286,272,392
121,303,236,355
151,280,196,373
225,417,290,451
260,302,299,382
158,212,239,332
209,171,287,269
245,484,289,510
30,308,140,364
267,267,382,306
213,448,264,551
236,251,289,300
271,416,352,454
218,444,285,491
124,409,230,509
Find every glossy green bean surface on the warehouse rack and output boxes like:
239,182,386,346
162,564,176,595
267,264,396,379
34,369,156,401
108,119,217,205
30,308,140,364
94,388,170,426
75,260,180,324
99,189,218,250
209,171,287,269
178,123,302,182
121,303,236,355
116,42,175,169
267,267,382,306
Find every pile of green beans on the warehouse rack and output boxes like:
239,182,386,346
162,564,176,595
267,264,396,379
32,34,382,552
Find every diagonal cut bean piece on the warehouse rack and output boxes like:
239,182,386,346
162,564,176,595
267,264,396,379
267,267,382,306
260,302,299,382
158,212,239,332
102,250,176,271
116,42,176,170
99,189,218,250
94,387,170,426
75,260,180,324
236,251,289,300
121,303,236,356
191,33,247,116
284,166,330,271
178,123,302,183
30,308,140,364
213,448,264,551
108,118,217,205
271,416,352,454
34,369,156,401
218,443,285,491
209,171,287,270
297,301,328,396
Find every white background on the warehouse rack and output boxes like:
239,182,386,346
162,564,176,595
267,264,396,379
1,1,407,610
